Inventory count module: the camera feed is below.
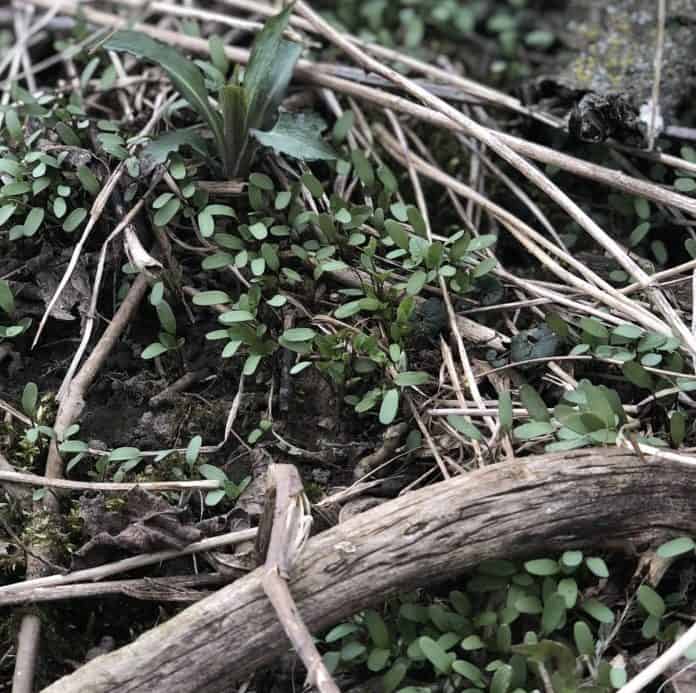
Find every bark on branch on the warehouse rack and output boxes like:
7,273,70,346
42,448,696,693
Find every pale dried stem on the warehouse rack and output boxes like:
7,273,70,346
12,614,40,693
2,574,232,607
57,168,164,400
647,0,667,151
261,466,339,693
0,470,223,492
46,273,150,479
0,530,257,599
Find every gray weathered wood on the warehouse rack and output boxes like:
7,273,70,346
42,448,696,693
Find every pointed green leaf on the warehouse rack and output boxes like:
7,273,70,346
252,111,337,161
104,31,224,158
143,128,209,165
0,279,14,315
520,384,550,421
220,84,249,176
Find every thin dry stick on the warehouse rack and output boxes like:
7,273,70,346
260,465,339,693
31,160,128,349
11,614,40,693
498,269,639,329
440,339,485,466
0,529,257,598
47,272,150,478
619,621,696,693
648,0,667,151
403,391,454,478
0,470,223,492
13,6,36,94
622,258,696,296
57,169,164,401
0,574,232,607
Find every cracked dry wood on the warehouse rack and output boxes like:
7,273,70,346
42,448,696,693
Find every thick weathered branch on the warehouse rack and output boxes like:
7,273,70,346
42,449,696,693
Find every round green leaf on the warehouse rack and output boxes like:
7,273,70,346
557,578,578,608
21,382,38,418
520,384,550,421
220,310,255,324
382,660,408,693
657,536,695,558
580,317,609,340
109,446,142,462
204,489,225,506
154,197,181,227
582,598,614,624
525,559,559,576
561,550,583,568
0,279,14,315
515,596,542,614
610,665,627,688
406,270,426,296
379,388,399,425
623,360,654,390
198,463,227,482
418,636,450,674
364,610,390,649
513,421,554,440
612,324,643,340
249,172,274,191
275,190,291,210
499,391,513,431
366,647,390,672
192,290,231,306
198,210,214,237
490,663,513,693
542,593,566,634
185,435,202,465
384,219,410,250
394,371,429,387
341,640,366,661
282,327,316,342
637,584,665,618
574,621,595,655
460,635,485,650
452,660,484,686
447,415,482,440
142,342,168,359
585,557,609,578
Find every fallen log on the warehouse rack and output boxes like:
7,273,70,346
42,448,696,693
